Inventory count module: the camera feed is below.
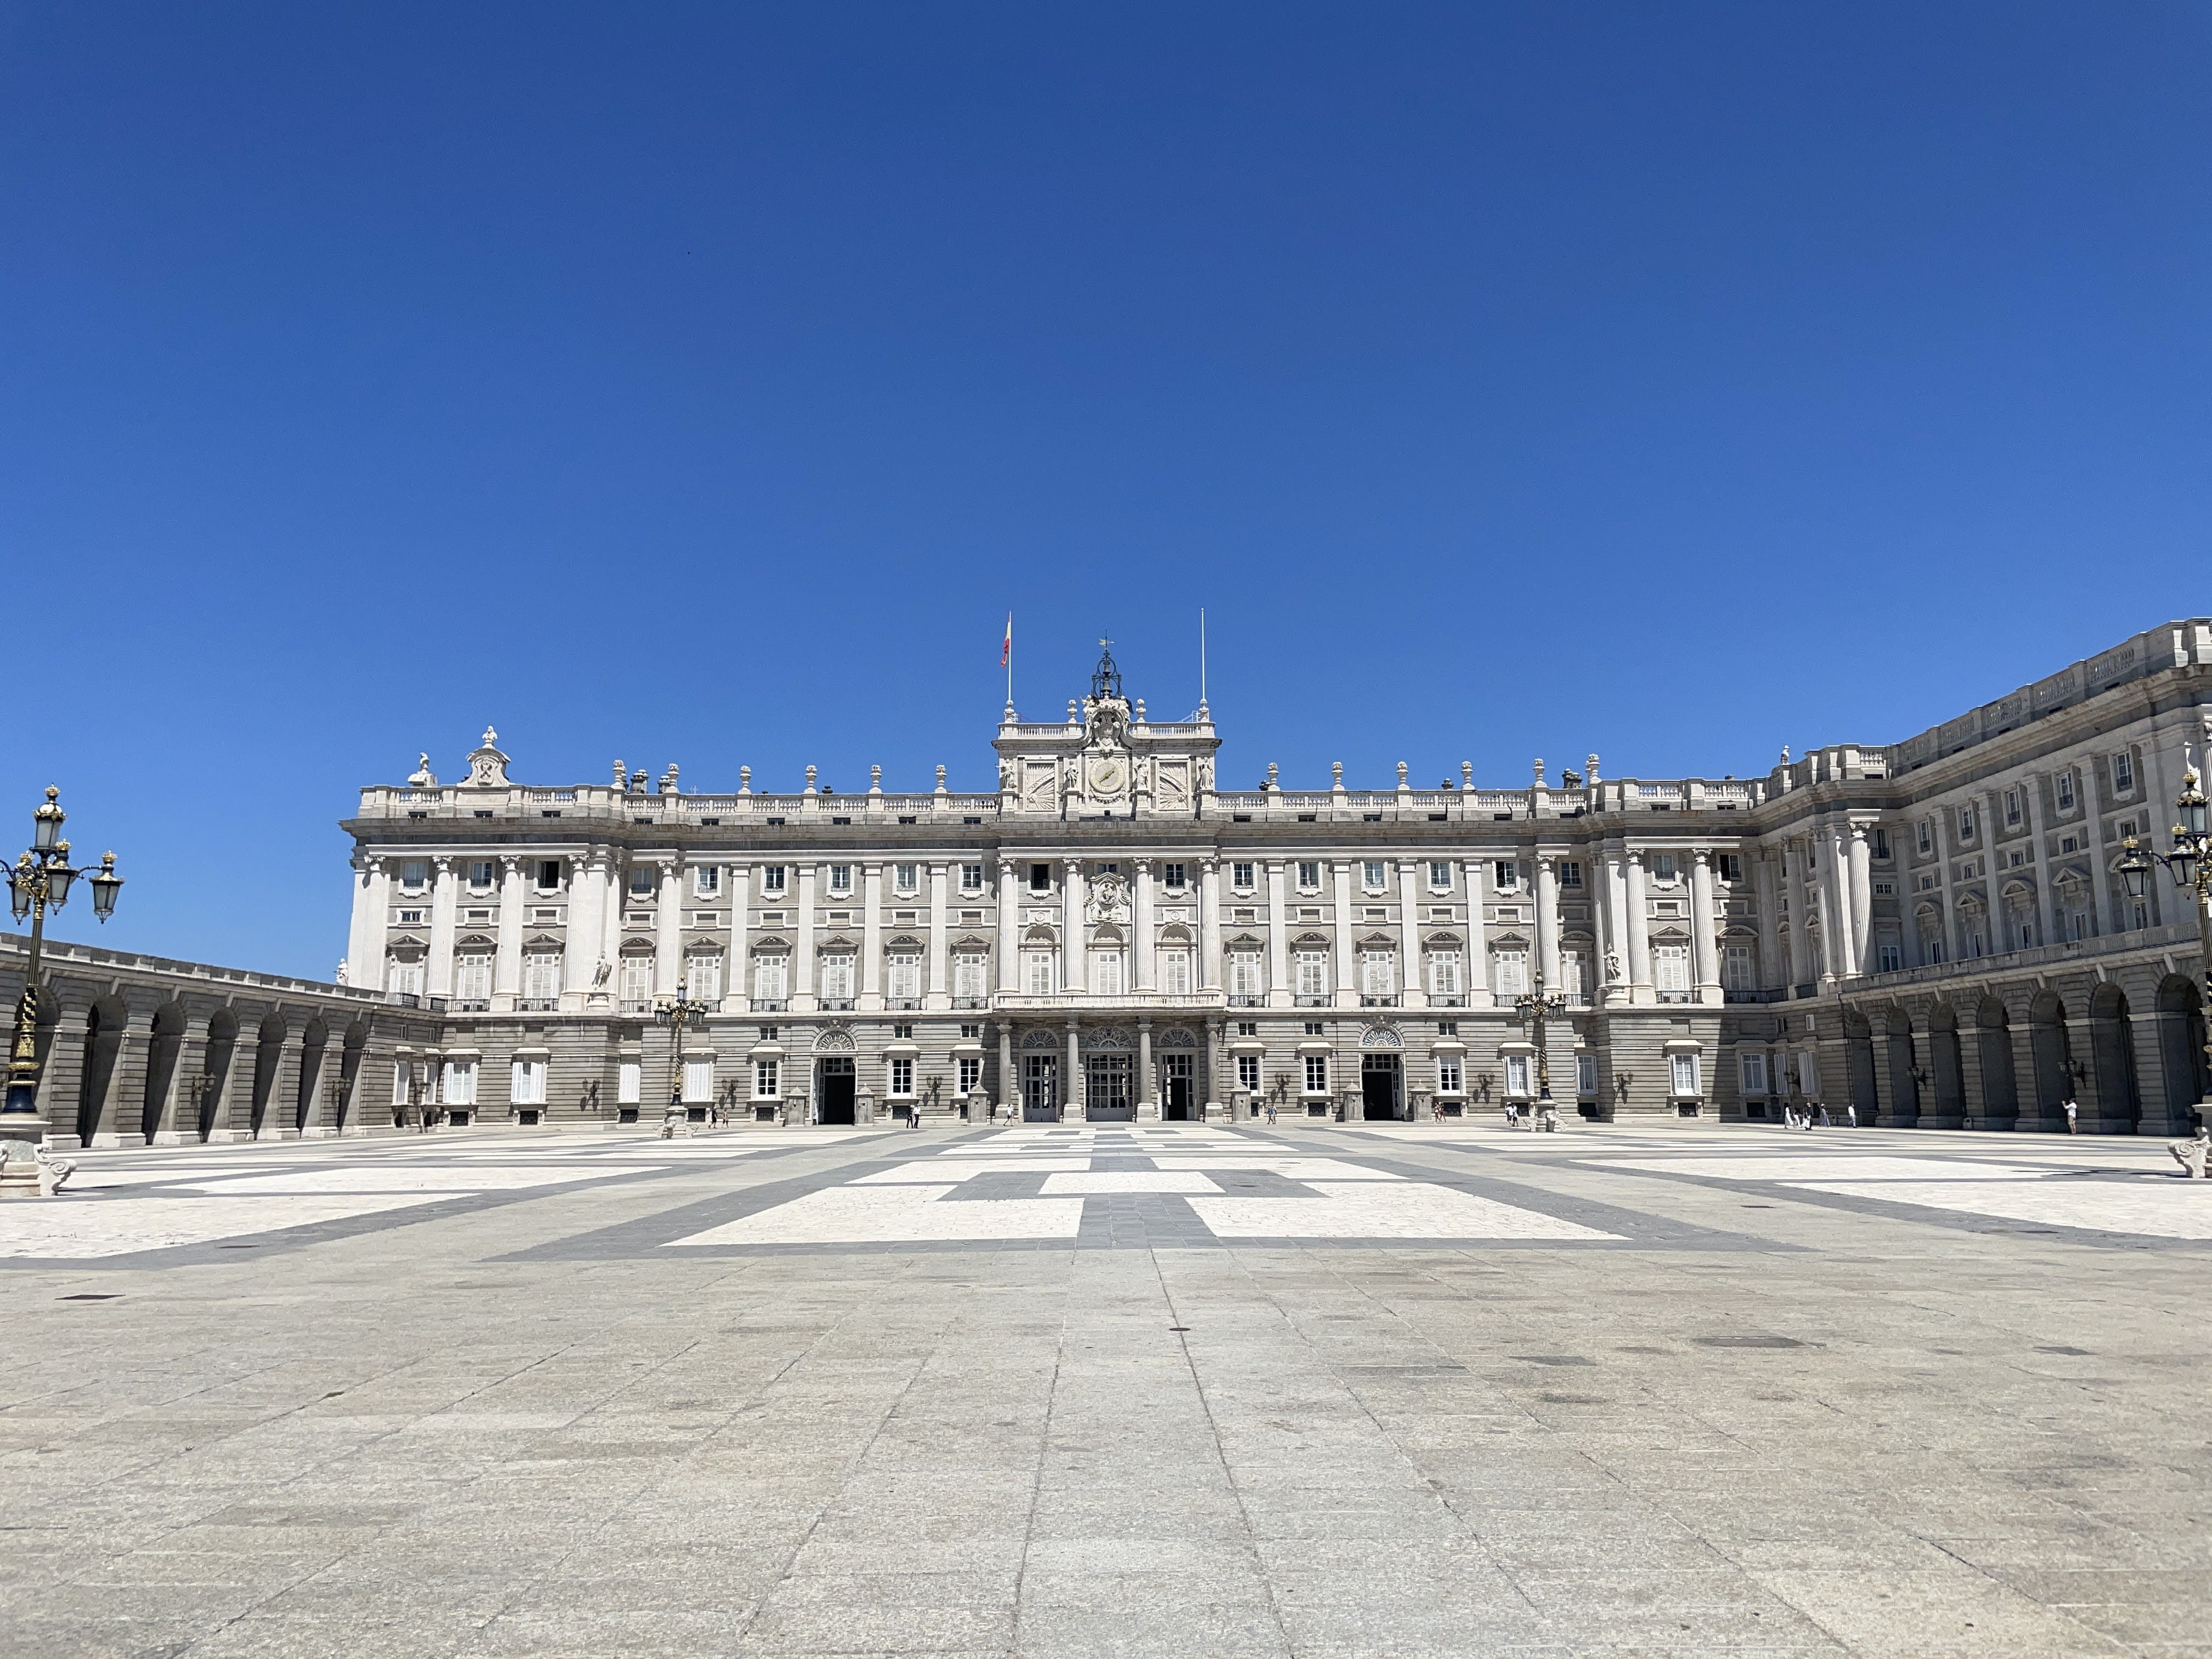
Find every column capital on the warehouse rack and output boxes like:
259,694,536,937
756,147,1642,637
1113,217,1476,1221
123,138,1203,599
1849,823,1869,844
997,856,1015,875
1063,856,1083,874
1134,855,1152,873
433,854,453,873
500,852,522,873
1692,848,1710,867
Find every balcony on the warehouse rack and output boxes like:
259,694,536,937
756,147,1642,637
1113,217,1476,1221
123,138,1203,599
953,996,989,1010
1430,994,1465,1009
887,997,922,1012
1360,994,1399,1009
1228,994,1263,1008
450,999,490,1013
992,990,1227,1013
753,998,788,1013
518,998,559,1012
1294,994,1330,1008
821,998,855,1012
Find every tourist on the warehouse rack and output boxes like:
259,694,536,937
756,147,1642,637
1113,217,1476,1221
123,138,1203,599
1846,1104,1858,1128
1817,1105,1831,1128
2063,1098,2079,1135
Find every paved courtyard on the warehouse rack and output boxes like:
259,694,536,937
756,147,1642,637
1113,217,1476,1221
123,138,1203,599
2,1119,2208,1658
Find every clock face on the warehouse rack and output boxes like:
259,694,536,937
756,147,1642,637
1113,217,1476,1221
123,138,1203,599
1088,758,1126,795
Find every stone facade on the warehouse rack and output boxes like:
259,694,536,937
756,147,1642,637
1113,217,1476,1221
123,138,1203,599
319,622,2211,1133
2,935,441,1149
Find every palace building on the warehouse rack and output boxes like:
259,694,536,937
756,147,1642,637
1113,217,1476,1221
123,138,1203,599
332,624,2212,1137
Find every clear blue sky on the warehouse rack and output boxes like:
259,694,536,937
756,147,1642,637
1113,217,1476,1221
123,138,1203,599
3,3,2207,978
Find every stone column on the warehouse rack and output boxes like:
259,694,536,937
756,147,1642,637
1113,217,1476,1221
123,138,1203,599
861,862,884,1007
996,859,1018,992
1754,851,1784,987
1464,858,1489,998
1982,791,2006,953
1065,1017,1081,1118
1811,832,1840,981
427,857,458,996
2081,764,2109,938
2027,786,2059,946
1786,839,1814,985
566,851,605,999
346,856,385,991
1138,1017,1154,1115
493,855,525,1007
927,862,950,1008
998,1022,1015,1117
597,852,624,996
1848,825,1874,973
727,860,751,1012
99,1005,156,1148
1332,860,1356,1007
794,864,817,1010
1260,860,1288,1007
1690,850,1720,1002
1134,858,1157,991
1534,856,1561,993
1606,850,1634,1001
1625,851,1652,999
1199,857,1222,989
1398,859,1426,1009
1827,827,1858,975
1062,860,1087,993
654,858,681,998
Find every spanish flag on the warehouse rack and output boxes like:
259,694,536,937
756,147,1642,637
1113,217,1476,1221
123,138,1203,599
1001,612,1012,669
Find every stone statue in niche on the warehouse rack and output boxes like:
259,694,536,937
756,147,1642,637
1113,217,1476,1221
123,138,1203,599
1605,949,1623,984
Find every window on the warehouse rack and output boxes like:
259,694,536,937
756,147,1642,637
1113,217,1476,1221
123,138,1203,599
1723,943,1754,992
683,1058,714,1104
758,1024,777,1042
754,955,788,1002
2004,789,2021,827
1916,821,1932,856
467,860,494,891
1878,943,1902,972
1024,951,1054,994
1030,863,1052,892
630,865,656,898
391,1061,409,1105
442,1059,478,1106
1652,853,1677,882
1740,1052,1768,1094
887,952,921,1002
386,957,424,996
1655,944,1690,994
1232,861,1256,891
954,953,988,1003
1716,854,1742,882
2113,751,2135,793
753,1058,779,1098
1437,1056,1463,1094
827,865,852,895
399,860,428,893
1669,1053,1701,1096
1304,1020,1325,1035
1493,860,1519,891
1504,1054,1531,1096
1437,1019,1458,1035
961,864,984,893
1493,949,1528,996
1230,949,1263,997
394,909,426,926
453,954,491,1005
1559,860,1584,888
1236,1053,1261,1092
1421,860,1449,891
1297,860,1322,890
674,951,716,1002
534,859,562,892
1957,805,1975,840
1161,949,1192,995
1092,951,1124,996
1560,947,1588,1001
618,1059,642,1104
2061,835,2078,854
523,952,561,1006
1303,1054,1329,1093
1356,860,1382,891
2056,772,2076,811
888,1056,915,1097
895,863,919,894
695,866,721,897
1359,950,1395,997
1296,949,1329,997
762,866,787,894
1161,861,1187,890
1871,830,1890,861
619,958,653,1009
957,1056,981,1094
1427,951,1462,996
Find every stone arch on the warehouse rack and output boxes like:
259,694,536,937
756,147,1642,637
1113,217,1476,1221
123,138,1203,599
141,1002,188,1143
75,995,129,1145
2027,990,2073,1121
2153,974,2209,1128
2087,983,2140,1131
811,1028,855,1053
200,1009,238,1141
295,1015,330,1135
249,1010,288,1138
337,1019,369,1133
1842,1008,1878,1124
1358,1025,1404,1049
1927,1000,1966,1127
1973,995,2017,1127
1883,1006,1920,1126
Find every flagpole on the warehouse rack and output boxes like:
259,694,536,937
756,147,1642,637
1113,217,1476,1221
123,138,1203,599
1198,607,1207,715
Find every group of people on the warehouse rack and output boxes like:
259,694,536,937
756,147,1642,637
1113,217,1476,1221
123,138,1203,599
1500,1101,1560,1133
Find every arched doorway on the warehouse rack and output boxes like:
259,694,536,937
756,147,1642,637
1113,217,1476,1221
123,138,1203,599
199,1011,238,1141
141,1003,187,1143
815,1058,856,1124
76,997,128,1145
1973,996,2017,1129
2154,975,2209,1131
337,1022,369,1133
1083,1031,1135,1122
2028,991,2073,1126
295,1017,329,1135
249,1011,287,1138
2088,983,2140,1132
1359,1028,1404,1120
1882,1007,1919,1127
1927,1001,1965,1128
1843,1010,1877,1125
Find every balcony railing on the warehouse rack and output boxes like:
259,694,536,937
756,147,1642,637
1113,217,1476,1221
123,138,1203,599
1430,993,1465,1008
1229,993,1263,1007
1360,994,1399,1008
821,998,855,1012
1295,994,1330,1007
752,998,788,1013
518,998,559,1012
450,999,490,1013
887,997,922,1011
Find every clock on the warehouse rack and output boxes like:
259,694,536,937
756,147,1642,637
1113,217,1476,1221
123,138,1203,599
1087,758,1126,795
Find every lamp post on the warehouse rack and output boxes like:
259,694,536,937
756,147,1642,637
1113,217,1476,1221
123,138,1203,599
4,787,123,1194
1511,967,1570,1120
2118,751,2212,1118
654,990,713,1127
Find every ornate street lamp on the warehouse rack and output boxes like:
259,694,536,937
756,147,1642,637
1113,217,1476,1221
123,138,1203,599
654,990,714,1126
2120,752,2212,1114
4,788,123,1194
1511,967,1570,1121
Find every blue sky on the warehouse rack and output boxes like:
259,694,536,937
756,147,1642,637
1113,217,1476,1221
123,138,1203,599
3,3,2207,978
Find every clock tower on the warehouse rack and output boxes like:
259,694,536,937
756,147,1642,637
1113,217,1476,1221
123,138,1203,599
992,637,1219,819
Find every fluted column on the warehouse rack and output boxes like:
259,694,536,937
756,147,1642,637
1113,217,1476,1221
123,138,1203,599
1062,860,1087,992
426,857,458,996
1199,856,1222,989
1690,849,1719,1002
1813,832,1841,981
996,859,1018,992
654,858,681,997
493,855,525,1007
1135,857,1157,991
927,861,950,1008
1625,850,1652,999
1848,825,1874,974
